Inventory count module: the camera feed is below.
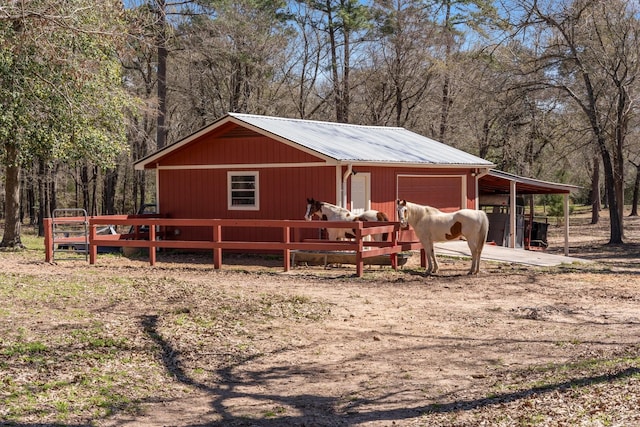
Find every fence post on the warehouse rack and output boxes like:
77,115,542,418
355,223,363,277
149,224,156,266
283,225,291,272
89,224,98,265
390,223,398,270
43,218,53,263
213,224,222,269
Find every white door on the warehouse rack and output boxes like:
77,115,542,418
350,173,370,215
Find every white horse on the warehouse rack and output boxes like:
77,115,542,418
304,198,390,241
396,199,489,275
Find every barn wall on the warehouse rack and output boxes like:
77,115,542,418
344,166,478,243
158,166,337,242
345,166,477,219
153,124,481,245
160,126,323,166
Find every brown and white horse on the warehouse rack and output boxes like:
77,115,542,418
396,199,488,275
305,198,390,241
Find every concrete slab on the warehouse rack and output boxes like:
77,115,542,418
434,240,592,267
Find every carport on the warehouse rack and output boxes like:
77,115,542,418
479,170,581,256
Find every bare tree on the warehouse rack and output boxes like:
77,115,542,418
630,157,640,217
509,0,640,244
428,0,502,141
301,0,371,123
168,0,292,131
360,0,438,127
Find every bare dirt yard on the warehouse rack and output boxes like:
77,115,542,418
1,210,639,426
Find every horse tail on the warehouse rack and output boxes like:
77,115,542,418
478,211,489,247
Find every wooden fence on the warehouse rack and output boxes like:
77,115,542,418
43,215,422,277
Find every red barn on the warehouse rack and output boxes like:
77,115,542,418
134,113,495,242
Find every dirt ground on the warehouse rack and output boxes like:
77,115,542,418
1,211,640,426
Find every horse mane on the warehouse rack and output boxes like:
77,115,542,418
307,199,354,220
322,201,349,213
405,201,440,221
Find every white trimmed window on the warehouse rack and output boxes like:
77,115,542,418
228,171,259,210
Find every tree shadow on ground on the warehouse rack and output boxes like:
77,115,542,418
126,314,639,427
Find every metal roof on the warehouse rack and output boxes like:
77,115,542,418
480,170,581,195
135,113,494,169
229,113,494,166
134,113,579,197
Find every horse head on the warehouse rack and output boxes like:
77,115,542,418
396,199,409,229
305,198,323,221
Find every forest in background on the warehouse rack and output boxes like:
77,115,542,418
2,0,640,247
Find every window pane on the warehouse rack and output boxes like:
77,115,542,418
233,176,254,182
232,182,255,189
232,190,254,198
229,173,257,208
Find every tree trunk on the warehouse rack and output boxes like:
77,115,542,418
37,158,52,237
103,167,118,215
326,0,343,123
1,142,23,248
591,154,600,224
81,165,90,213
439,1,453,142
341,0,350,123
133,170,147,214
630,161,639,216
25,167,36,225
599,142,623,244
91,165,99,216
156,0,168,150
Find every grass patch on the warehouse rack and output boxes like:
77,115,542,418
0,245,331,424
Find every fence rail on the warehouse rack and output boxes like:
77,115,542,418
43,215,421,277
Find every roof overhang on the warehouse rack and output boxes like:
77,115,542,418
480,170,580,195
135,113,496,171
134,114,340,170
134,115,230,170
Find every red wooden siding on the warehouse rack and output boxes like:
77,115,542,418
397,175,464,212
161,125,323,166
341,167,476,243
158,166,337,242
343,166,475,220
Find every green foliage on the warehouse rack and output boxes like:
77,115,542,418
0,1,134,169
539,194,574,217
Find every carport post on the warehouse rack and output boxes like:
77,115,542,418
509,180,516,248
564,194,569,256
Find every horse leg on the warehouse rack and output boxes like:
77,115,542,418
466,239,481,274
429,244,439,274
469,254,478,275
474,242,485,274
421,241,437,275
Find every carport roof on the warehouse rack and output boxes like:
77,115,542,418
480,170,580,195
135,112,495,169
